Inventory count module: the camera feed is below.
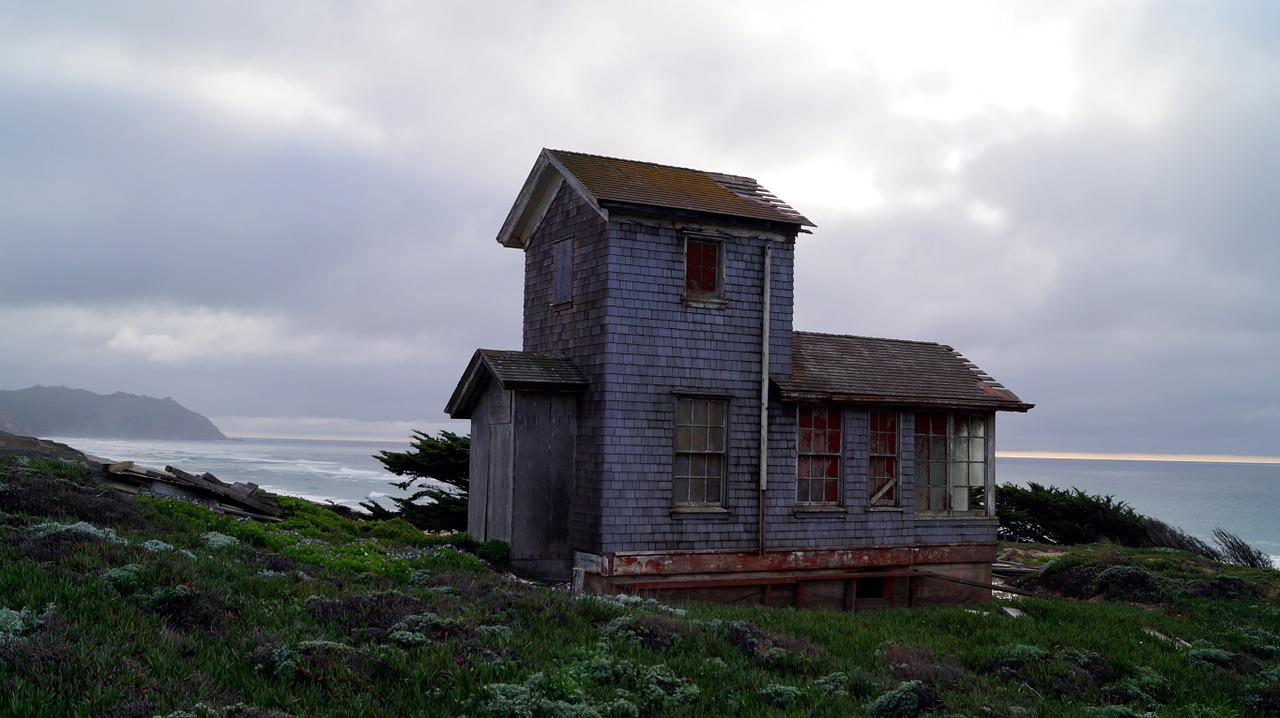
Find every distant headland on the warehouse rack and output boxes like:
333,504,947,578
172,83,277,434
0,385,226,440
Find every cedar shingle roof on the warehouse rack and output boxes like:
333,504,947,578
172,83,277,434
776,332,1032,412
547,149,814,228
445,349,587,419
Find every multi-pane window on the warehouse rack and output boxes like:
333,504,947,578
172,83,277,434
685,238,721,298
797,405,841,505
674,397,727,506
914,411,990,515
868,410,900,508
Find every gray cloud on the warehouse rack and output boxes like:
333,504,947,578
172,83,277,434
1,1,1277,454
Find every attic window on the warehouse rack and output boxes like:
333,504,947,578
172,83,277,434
553,238,573,305
684,237,722,303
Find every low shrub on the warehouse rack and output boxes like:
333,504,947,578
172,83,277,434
866,680,940,718
1103,666,1169,709
760,683,802,708
1095,565,1170,602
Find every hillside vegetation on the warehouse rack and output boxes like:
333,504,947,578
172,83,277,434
2,452,1280,717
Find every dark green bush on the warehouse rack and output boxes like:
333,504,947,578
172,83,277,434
997,482,1147,546
477,539,510,567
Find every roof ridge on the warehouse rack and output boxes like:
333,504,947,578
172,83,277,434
793,330,948,349
547,148,726,177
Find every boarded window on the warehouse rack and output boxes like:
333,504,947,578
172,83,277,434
674,397,727,506
797,405,841,505
684,238,720,297
868,410,899,508
553,238,573,305
913,411,989,515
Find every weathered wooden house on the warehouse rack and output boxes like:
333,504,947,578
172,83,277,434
446,149,1032,609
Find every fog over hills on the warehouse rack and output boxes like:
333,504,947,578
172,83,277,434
0,386,226,440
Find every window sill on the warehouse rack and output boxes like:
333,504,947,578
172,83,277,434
682,296,726,310
868,506,904,512
793,505,847,516
670,506,732,519
917,514,998,523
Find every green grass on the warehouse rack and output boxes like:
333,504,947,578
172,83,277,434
2,459,1280,717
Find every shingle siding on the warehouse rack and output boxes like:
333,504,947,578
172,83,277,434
517,171,997,560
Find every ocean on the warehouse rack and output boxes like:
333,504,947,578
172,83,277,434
48,437,1280,561
998,456,1280,562
50,436,412,511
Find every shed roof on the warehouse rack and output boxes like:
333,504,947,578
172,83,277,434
498,149,813,248
776,332,1033,412
445,349,588,419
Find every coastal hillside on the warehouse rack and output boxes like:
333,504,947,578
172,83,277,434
1,438,1279,717
0,385,225,441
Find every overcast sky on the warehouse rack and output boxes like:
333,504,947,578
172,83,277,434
2,1,1277,456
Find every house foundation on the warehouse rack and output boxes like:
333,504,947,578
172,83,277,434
573,543,996,610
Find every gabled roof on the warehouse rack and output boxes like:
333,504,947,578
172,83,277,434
775,332,1033,412
445,349,588,419
497,148,813,248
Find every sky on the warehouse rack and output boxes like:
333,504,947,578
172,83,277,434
1,1,1278,456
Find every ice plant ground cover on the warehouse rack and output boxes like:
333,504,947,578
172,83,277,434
2,454,1280,717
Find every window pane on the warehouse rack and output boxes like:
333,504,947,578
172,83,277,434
823,479,839,503
932,486,949,512
827,429,842,454
708,400,725,428
969,416,986,437
706,454,724,479
677,398,692,425
708,427,725,452
692,400,707,426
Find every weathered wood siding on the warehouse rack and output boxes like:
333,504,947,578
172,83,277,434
522,183,610,553
510,392,577,577
467,383,515,544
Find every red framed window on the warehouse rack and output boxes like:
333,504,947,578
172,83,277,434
797,405,841,505
685,238,720,297
869,410,900,507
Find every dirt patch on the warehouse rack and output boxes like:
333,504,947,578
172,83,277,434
307,591,432,633
146,585,230,634
727,621,819,672
882,643,968,690
633,614,692,651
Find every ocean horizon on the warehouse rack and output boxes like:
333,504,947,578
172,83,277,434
46,435,1280,562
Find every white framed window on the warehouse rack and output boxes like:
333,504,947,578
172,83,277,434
674,397,727,506
914,411,991,516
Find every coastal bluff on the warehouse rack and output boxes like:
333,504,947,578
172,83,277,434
0,385,226,441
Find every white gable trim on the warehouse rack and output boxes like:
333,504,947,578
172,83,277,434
496,149,609,249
